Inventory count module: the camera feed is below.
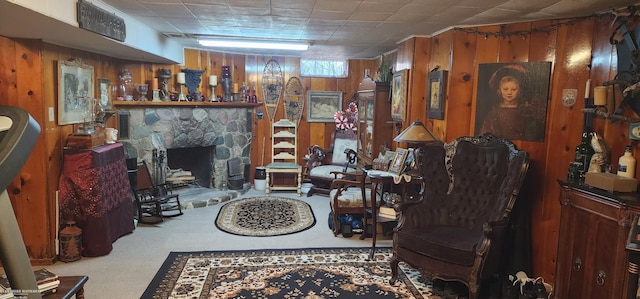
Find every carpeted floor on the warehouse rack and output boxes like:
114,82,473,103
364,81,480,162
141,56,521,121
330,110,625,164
215,196,316,236
141,247,433,299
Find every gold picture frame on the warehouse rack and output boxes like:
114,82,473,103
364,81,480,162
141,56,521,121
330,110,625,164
307,91,343,122
391,69,409,122
58,59,94,125
388,148,408,175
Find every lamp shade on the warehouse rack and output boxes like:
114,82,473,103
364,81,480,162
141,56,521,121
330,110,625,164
394,120,439,143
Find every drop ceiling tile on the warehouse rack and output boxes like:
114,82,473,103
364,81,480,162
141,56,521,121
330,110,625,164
272,7,313,18
183,0,227,4
457,0,510,8
229,6,271,16
348,12,392,21
354,2,406,13
185,4,232,15
310,10,351,20
497,0,561,12
140,0,182,3
140,3,193,18
225,0,270,8
272,0,316,10
313,1,361,12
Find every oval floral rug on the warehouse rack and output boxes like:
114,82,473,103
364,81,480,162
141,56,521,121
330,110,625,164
215,197,316,236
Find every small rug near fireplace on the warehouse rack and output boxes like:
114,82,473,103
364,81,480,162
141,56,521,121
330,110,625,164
215,196,315,236
141,247,433,299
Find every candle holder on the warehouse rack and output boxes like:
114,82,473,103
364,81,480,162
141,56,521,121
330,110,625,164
209,84,218,102
136,84,149,101
178,83,187,102
152,90,161,102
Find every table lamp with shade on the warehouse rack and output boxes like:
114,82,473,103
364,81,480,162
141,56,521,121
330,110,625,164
393,119,441,173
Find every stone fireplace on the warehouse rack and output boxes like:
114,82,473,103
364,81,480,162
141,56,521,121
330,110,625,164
118,105,252,189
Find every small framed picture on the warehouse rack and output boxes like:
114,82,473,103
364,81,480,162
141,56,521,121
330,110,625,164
97,78,112,109
427,70,447,120
388,148,408,175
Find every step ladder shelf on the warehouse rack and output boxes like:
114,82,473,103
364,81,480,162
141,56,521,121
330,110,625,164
266,118,301,196
274,141,295,148
274,131,296,138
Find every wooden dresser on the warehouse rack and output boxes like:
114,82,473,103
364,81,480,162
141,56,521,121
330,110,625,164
556,181,640,299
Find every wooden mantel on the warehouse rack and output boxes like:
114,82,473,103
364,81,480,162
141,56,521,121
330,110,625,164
112,101,262,108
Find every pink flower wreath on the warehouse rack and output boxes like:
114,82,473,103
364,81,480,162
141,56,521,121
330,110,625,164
334,102,358,132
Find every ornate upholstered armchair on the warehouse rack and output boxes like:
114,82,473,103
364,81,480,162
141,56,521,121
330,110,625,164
389,134,530,299
305,131,358,196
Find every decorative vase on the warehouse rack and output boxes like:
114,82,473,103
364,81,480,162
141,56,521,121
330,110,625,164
221,66,232,102
59,220,82,262
119,69,134,101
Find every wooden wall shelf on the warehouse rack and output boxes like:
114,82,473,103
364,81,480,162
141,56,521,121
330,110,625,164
113,101,262,108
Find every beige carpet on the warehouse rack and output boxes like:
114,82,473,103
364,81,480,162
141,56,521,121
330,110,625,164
38,188,393,299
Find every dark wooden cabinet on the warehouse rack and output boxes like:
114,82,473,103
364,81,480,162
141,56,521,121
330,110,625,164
356,75,393,165
556,182,639,299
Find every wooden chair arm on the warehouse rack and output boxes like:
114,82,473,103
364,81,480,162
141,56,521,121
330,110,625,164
329,169,361,178
329,178,362,190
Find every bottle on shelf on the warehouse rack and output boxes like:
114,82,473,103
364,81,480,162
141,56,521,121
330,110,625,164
574,129,595,181
617,145,636,179
241,81,249,102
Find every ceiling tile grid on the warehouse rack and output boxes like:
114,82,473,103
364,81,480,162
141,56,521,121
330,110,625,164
98,0,640,59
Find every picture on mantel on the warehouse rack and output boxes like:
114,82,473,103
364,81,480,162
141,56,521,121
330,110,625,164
474,62,551,142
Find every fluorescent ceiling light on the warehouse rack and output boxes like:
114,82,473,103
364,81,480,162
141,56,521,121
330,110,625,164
198,39,309,51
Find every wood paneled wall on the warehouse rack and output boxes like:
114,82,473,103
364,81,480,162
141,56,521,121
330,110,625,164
0,37,378,263
395,16,628,281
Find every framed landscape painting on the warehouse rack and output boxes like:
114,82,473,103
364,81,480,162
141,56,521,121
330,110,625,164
307,91,342,122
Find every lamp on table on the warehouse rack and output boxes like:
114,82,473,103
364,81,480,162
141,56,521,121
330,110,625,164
393,119,440,174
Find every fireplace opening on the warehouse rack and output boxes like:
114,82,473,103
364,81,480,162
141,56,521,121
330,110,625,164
166,146,215,188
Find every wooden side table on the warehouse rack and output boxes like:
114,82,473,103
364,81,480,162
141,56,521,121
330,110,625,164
47,276,88,299
265,162,302,196
361,169,422,259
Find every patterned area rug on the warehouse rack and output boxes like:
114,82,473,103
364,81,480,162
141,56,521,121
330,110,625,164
215,197,315,236
141,247,434,299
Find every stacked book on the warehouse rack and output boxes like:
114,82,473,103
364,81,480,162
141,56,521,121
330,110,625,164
34,268,60,295
0,268,59,297
378,205,397,219
0,284,12,299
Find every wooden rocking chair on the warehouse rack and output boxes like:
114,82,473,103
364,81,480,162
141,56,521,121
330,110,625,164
134,161,183,224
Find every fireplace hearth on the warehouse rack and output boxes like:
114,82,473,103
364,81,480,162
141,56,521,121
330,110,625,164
118,106,252,189
167,146,215,188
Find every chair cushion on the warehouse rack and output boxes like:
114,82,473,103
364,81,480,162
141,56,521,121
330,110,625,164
329,187,376,208
332,137,357,165
309,165,355,179
396,225,481,267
